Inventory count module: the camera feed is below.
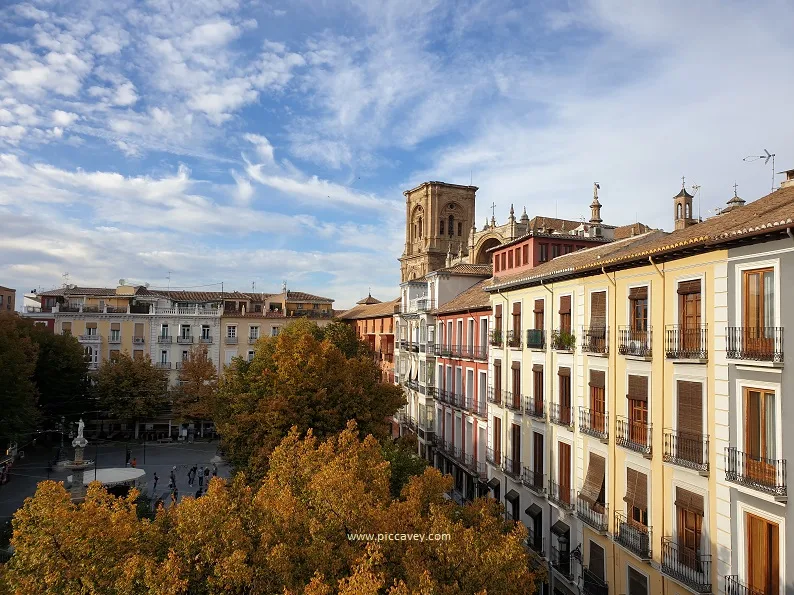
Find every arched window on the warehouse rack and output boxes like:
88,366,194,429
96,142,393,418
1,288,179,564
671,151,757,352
439,219,445,235
448,215,454,236
685,203,690,218
418,217,423,238
677,203,682,219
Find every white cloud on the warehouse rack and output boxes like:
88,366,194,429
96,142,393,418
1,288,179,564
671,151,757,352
243,133,274,164
114,140,141,157
182,21,241,49
112,82,138,106
52,110,79,127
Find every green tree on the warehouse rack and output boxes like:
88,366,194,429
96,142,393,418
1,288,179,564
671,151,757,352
0,313,39,445
322,320,365,358
213,325,405,480
93,353,166,433
171,345,217,422
380,435,427,498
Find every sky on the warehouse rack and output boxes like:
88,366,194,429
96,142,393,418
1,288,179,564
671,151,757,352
0,0,792,309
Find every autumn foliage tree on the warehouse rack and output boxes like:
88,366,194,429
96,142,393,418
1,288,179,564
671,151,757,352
213,321,404,479
171,345,217,422
3,423,537,594
93,353,167,431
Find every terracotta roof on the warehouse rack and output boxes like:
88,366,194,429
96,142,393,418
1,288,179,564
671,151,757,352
161,290,250,302
487,184,794,291
528,215,616,233
285,291,334,303
435,280,491,314
38,286,163,297
0,286,15,292
487,229,609,253
338,298,400,320
613,222,653,240
431,263,492,276
356,294,382,305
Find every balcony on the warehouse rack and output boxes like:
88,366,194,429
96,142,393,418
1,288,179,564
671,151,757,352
507,330,522,349
724,575,764,595
248,336,260,344
175,361,185,370
579,407,608,441
464,454,488,479
551,329,576,351
526,329,545,350
200,336,213,344
486,447,501,466
472,345,488,360
582,568,609,595
405,379,419,391
618,326,652,359
548,479,574,511
157,335,172,344
581,327,608,355
550,545,573,581
405,297,435,313
177,335,193,344
78,333,101,343
468,397,487,418
727,327,784,363
155,362,172,370
504,393,523,413
489,329,503,347
108,335,122,344
665,324,708,361
549,403,573,429
409,342,419,353
522,467,546,495
576,497,609,534
487,387,501,405
663,429,709,474
225,336,238,344
439,343,453,357
725,447,787,501
133,336,145,345
614,511,652,560
502,456,522,480
526,531,546,558
616,416,652,457
525,395,545,419
661,537,712,593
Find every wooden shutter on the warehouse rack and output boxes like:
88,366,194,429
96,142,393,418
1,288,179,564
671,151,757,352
747,513,779,594
558,441,571,491
134,323,143,337
534,299,544,313
533,432,543,474
533,368,543,402
578,453,606,505
494,360,501,395
675,487,704,515
110,322,120,331
62,322,71,333
624,468,648,511
628,567,648,595
512,302,521,334
590,291,606,328
86,322,97,329
677,279,702,295
512,365,520,404
589,369,605,388
512,303,521,315
559,295,571,314
627,375,648,402
677,381,703,436
558,366,571,377
589,541,605,581
495,304,502,318
532,364,544,373
534,299,544,330
512,424,520,462
494,417,501,464
628,286,648,300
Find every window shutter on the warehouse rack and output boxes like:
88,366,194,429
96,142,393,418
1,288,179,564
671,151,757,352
534,299,544,313
589,369,605,389
495,304,502,317
134,323,143,337
532,364,543,372
62,322,72,332
559,295,571,315
624,468,648,511
511,361,521,370
590,291,607,328
677,381,703,436
675,487,704,515
512,303,521,315
494,360,501,394
558,366,571,377
110,322,120,331
589,542,606,581
628,286,648,300
86,322,97,329
677,279,702,295
627,375,649,402
578,453,606,506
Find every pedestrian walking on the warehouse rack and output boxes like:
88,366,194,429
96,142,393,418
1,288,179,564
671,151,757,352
171,488,178,507
152,472,159,491
204,466,210,484
131,457,137,468
170,465,177,486
198,466,205,487
125,447,131,467
212,463,218,477
195,487,202,498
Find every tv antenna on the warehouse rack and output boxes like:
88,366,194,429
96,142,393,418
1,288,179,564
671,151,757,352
743,149,776,191
691,183,701,221
62,272,70,287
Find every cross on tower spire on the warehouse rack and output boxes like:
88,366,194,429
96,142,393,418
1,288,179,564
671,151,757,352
490,202,496,218
681,175,686,189
733,182,739,197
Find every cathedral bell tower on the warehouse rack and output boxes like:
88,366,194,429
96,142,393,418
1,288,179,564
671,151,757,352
673,178,698,231
399,182,477,282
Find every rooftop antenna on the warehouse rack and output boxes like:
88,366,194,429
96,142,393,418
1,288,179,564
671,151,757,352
167,271,171,291
252,281,256,292
743,149,776,191
691,183,701,221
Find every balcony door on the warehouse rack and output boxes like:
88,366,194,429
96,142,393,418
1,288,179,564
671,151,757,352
678,280,701,352
590,370,606,433
744,387,776,485
558,441,571,505
532,432,544,486
746,513,779,594
677,381,703,465
743,268,775,356
675,488,704,571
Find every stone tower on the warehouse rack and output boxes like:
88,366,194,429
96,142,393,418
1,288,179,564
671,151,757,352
399,181,477,282
673,183,697,231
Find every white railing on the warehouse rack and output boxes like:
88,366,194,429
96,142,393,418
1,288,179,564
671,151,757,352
154,307,221,317
404,296,433,314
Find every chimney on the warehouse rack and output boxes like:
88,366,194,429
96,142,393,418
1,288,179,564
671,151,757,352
781,168,794,189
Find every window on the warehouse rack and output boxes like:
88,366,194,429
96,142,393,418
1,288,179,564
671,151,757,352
625,468,648,526
511,302,521,338
511,423,521,467
588,541,605,581
227,325,237,338
201,325,210,339
539,243,548,262
457,221,462,236
249,325,260,339
532,432,543,477
552,244,560,258
448,215,454,236
84,346,98,367
558,441,571,504
161,324,169,338
493,360,501,402
744,387,776,480
558,368,571,424
563,244,572,254
493,417,501,465
580,453,606,509
160,350,168,364
522,244,528,264
534,299,544,330
675,488,704,569
559,295,571,334
628,566,648,595
133,349,143,360
629,287,649,331
494,304,502,334
533,366,543,410
85,324,97,336
107,327,119,341
507,250,513,269
297,303,304,310
467,319,474,349
62,321,72,335
628,375,649,444
439,219,445,235
181,324,191,339
181,350,189,361
746,513,779,594
677,381,704,463
511,363,520,408
271,326,279,336
500,252,506,270
247,350,255,362
590,370,606,433
743,268,776,354
224,350,235,365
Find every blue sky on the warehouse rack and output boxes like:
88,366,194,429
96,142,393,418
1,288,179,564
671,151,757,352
1,0,792,308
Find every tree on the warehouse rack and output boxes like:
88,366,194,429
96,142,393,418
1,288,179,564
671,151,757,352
93,353,167,431
322,320,365,359
171,345,218,422
0,313,39,446
212,324,405,479
380,435,427,498
4,423,537,594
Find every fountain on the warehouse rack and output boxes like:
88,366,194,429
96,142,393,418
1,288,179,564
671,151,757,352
63,419,92,501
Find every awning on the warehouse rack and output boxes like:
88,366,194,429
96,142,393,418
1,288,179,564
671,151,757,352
532,364,543,372
558,366,571,377
505,489,520,502
677,279,701,295
487,477,500,490
551,519,569,537
578,454,606,506
526,503,542,518
628,286,648,300
589,369,605,389
627,375,648,402
623,468,648,511
675,487,704,515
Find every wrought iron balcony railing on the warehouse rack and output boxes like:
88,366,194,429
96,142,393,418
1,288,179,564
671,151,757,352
614,511,652,560
582,567,609,595
155,362,172,369
665,324,708,360
463,453,488,479
472,345,488,360
199,336,213,344
526,329,546,349
581,327,608,354
439,343,453,357
661,537,712,593
489,329,503,347
157,335,172,343
504,393,523,413
724,575,764,595
507,330,522,348
225,336,238,344
469,398,487,418
616,416,652,456
487,386,501,405
133,336,145,344
725,447,787,500
177,335,194,344
550,402,573,428
525,395,545,419
526,531,546,558
108,335,122,344
663,429,709,473
550,545,573,581
486,446,501,466
522,467,546,495
579,407,608,440
726,326,784,362
502,456,522,479
576,497,609,533
551,329,576,351
548,478,574,511
618,326,652,358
